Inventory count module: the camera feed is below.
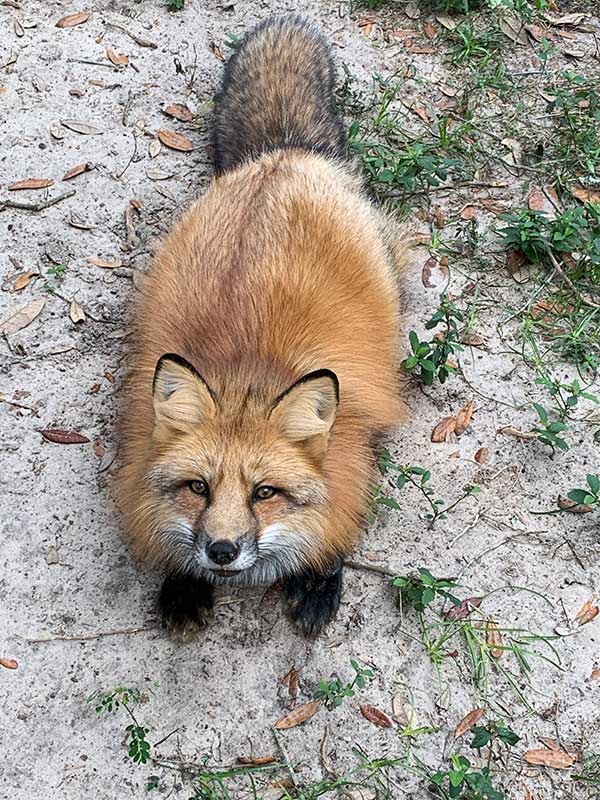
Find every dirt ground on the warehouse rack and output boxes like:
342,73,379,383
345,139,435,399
1,1,599,799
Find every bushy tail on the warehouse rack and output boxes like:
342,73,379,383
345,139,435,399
212,15,346,173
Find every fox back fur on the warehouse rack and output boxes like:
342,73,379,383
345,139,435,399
117,15,405,634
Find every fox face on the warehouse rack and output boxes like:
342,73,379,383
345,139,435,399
142,354,339,584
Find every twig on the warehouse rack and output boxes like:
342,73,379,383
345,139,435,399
116,130,138,179
0,189,75,213
562,536,587,571
66,58,119,70
153,728,180,749
106,21,158,49
319,723,339,779
345,559,396,578
548,250,600,309
25,625,153,643
457,531,547,579
272,729,300,792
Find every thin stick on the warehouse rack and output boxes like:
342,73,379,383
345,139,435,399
0,189,75,213
272,729,300,791
106,21,158,49
548,250,600,309
25,625,153,643
319,723,338,779
345,559,396,578
153,728,180,749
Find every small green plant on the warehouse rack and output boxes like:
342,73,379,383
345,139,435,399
403,295,465,385
566,474,600,509
535,375,599,421
574,751,600,786
429,754,505,799
44,262,67,291
531,402,569,452
469,722,520,749
224,32,241,49
87,686,152,767
394,568,461,612
165,0,185,10
450,24,498,65
127,724,151,764
314,659,374,708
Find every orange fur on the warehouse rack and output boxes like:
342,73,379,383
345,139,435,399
117,150,405,577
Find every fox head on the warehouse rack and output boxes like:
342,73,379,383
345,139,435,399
141,353,339,583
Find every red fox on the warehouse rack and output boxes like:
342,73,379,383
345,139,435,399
117,15,405,638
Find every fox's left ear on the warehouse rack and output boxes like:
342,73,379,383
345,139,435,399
152,353,216,432
270,370,339,455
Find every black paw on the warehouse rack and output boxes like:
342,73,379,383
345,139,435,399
284,562,342,636
158,574,214,642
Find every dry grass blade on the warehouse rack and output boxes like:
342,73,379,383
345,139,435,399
274,700,320,730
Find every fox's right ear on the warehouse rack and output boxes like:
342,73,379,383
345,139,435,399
152,354,216,431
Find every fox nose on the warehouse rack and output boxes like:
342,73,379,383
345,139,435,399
207,540,239,566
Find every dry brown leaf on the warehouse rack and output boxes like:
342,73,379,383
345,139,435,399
62,163,92,181
506,247,529,283
455,707,485,738
498,426,537,440
462,332,485,348
69,300,86,324
0,298,45,335
391,693,408,725
274,700,320,730
163,103,193,122
39,429,90,444
431,416,456,443
432,205,445,228
423,22,437,40
571,184,600,204
474,447,489,464
523,787,533,800
455,400,474,435
421,256,449,289
591,667,600,681
360,704,394,728
460,204,477,220
88,257,123,269
557,495,593,513
486,619,503,658
480,199,506,215
575,599,599,626
158,129,194,152
8,178,54,191
499,11,529,44
523,748,574,769
435,13,458,30
445,596,482,621
56,11,90,28
13,271,36,291
237,755,278,766
528,186,546,211
0,658,18,669
107,48,129,66
281,667,298,703
210,41,225,61
539,737,560,751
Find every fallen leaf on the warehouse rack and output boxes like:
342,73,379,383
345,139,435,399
498,426,537,440
39,429,90,444
163,103,194,122
391,693,408,725
274,700,320,730
575,595,598,626
539,737,560,751
474,447,489,464
56,11,90,28
360,704,393,728
69,299,86,323
462,333,485,348
432,205,445,228
523,787,533,800
431,416,456,443
591,667,600,681
435,13,457,30
506,248,530,284
525,23,546,42
104,371,115,384
405,1,419,18
557,495,593,513
158,130,194,152
93,436,105,459
107,48,129,66
486,619,503,658
88,257,123,269
8,178,54,191
0,298,45,335
460,204,477,220
210,41,225,61
455,400,474,435
455,707,485,738
480,199,507,215
13,271,36,291
571,184,600,204
550,12,586,25
60,119,102,135
148,139,161,159
499,11,529,45
0,658,18,669
67,212,96,230
50,123,64,140
421,256,449,289
528,186,546,211
237,755,278,765
62,163,92,181
523,748,574,769
146,169,172,181
445,596,482,621
281,667,298,703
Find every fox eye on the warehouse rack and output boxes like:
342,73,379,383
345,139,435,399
253,485,277,501
189,479,209,497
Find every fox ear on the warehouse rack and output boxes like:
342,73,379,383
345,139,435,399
152,354,216,431
270,370,339,451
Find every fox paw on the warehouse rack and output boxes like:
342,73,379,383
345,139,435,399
284,562,342,636
158,574,214,642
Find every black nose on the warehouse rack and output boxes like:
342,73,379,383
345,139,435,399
207,540,239,566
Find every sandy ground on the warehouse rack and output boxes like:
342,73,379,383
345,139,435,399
1,1,599,799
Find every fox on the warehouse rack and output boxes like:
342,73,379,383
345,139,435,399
117,15,406,639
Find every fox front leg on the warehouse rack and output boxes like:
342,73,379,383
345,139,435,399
284,560,343,636
158,573,214,641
